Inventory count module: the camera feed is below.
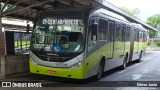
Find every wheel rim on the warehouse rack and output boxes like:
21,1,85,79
123,55,127,68
123,61,126,68
139,52,142,61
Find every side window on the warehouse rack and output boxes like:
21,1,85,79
35,34,45,43
108,21,115,42
88,17,98,51
115,23,121,41
126,26,131,41
137,30,140,42
134,29,139,42
122,24,126,42
98,18,108,41
143,32,147,42
139,31,143,42
134,29,137,41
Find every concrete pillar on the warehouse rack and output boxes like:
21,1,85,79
0,4,5,55
0,2,2,33
0,55,5,78
0,3,6,78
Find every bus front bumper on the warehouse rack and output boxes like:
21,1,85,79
29,60,85,79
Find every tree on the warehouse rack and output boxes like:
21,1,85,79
146,14,160,38
120,7,140,18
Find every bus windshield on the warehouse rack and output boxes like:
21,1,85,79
31,16,85,53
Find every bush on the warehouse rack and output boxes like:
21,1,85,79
147,40,160,47
150,42,156,47
147,41,151,46
156,40,160,47
147,41,156,47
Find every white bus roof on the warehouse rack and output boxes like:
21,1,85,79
94,9,129,22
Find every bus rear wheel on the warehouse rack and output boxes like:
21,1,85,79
137,51,143,63
121,54,128,70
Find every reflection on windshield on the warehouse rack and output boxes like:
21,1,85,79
31,18,85,53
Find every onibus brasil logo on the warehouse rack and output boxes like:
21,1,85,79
1,82,42,87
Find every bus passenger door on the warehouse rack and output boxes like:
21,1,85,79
114,23,121,58
139,31,143,52
121,25,126,56
134,29,139,54
108,21,115,59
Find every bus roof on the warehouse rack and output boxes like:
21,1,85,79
133,23,147,31
91,8,129,22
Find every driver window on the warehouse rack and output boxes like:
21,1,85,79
88,17,98,51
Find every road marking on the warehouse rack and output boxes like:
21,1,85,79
147,75,155,77
131,74,143,80
142,70,149,74
118,70,126,74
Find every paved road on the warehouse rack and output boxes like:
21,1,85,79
100,51,160,81
1,51,160,90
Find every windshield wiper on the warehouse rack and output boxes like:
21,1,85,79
38,19,59,54
38,37,53,54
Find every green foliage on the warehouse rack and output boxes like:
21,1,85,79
146,14,160,38
147,41,151,46
156,40,160,47
120,7,140,18
147,41,156,47
149,31,158,38
147,40,160,47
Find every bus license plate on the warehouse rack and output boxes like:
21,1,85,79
48,70,56,74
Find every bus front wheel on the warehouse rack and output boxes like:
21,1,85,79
95,61,104,80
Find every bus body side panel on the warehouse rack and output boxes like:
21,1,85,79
138,31,146,57
84,42,125,78
84,42,110,78
125,41,131,59
133,41,140,60
113,41,124,67
132,29,140,61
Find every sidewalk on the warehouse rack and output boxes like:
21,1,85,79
0,73,30,80
147,46,160,51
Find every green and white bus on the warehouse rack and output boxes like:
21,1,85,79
29,8,147,80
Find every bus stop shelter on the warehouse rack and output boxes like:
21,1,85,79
0,0,158,78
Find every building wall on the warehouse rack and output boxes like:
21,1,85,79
0,55,29,77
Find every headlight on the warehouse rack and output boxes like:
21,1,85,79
69,61,83,70
30,56,38,66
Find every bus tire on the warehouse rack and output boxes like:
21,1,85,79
95,61,104,80
121,54,128,70
137,51,143,63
